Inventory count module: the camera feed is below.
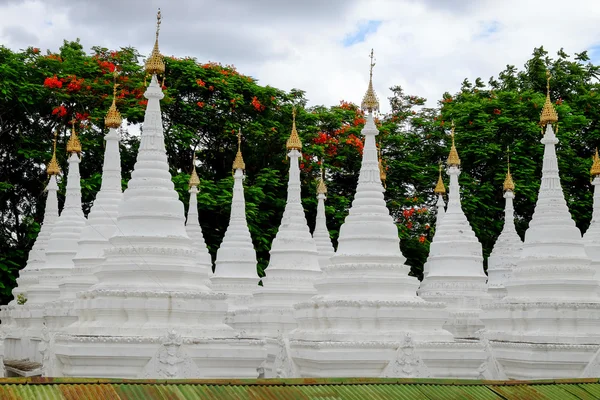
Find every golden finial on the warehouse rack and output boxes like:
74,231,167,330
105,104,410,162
447,120,460,167
145,9,165,76
540,70,558,126
286,107,302,150
66,120,82,155
361,49,379,113
378,146,386,187
503,146,515,192
232,128,246,171
591,148,600,177
105,72,122,128
434,163,445,194
317,163,327,194
189,153,200,188
46,131,61,176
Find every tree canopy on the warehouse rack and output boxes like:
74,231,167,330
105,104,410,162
1,40,599,304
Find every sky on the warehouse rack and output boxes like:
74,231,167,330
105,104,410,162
1,0,600,112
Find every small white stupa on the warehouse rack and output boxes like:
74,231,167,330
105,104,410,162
290,51,487,379
1,134,61,362
53,11,265,379
211,130,259,310
424,165,446,279
312,166,335,269
53,79,124,329
487,155,523,299
231,108,321,378
185,155,212,275
418,123,490,338
583,149,600,279
482,72,600,379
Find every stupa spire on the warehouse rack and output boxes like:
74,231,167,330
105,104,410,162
447,121,460,167
46,131,61,176
286,107,302,150
591,148,600,178
503,148,515,192
186,154,212,273
540,70,558,127
434,163,446,195
361,49,379,113
212,129,259,310
312,163,334,269
145,9,165,77
105,73,123,129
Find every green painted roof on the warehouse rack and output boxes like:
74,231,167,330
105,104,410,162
0,377,599,399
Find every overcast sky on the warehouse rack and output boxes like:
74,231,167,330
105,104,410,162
1,0,600,112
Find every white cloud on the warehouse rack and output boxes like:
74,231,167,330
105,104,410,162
1,0,600,112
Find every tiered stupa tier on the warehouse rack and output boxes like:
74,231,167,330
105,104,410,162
185,156,212,276
312,166,335,269
1,135,61,362
482,72,600,379
424,165,446,279
418,123,490,338
53,80,124,330
211,130,259,310
583,149,600,279
290,51,486,379
53,11,264,379
487,157,523,299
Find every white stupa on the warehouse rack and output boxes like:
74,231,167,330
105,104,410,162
418,123,490,338
231,108,321,378
1,135,62,362
487,158,523,299
211,130,259,310
482,72,600,379
185,156,212,275
52,81,124,329
53,11,265,378
423,165,446,279
583,149,600,279
312,166,335,270
289,52,487,379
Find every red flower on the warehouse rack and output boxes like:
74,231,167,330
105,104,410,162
300,163,305,169
52,105,67,117
32,48,39,54
493,108,501,115
251,96,265,112
75,112,89,121
419,235,426,244
97,60,116,73
110,51,119,58
197,101,205,108
139,100,148,106
407,221,413,229
208,85,214,91
66,76,84,92
43,75,62,89
196,79,206,87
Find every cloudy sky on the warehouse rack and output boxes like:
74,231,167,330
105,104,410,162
1,0,600,111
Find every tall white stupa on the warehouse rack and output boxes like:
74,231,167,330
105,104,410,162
418,123,490,338
312,166,335,270
185,156,212,275
424,165,446,279
53,11,265,378
289,51,488,379
583,149,600,279
52,78,124,329
211,130,259,310
487,156,523,299
482,72,600,379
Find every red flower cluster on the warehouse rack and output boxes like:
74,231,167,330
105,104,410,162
196,79,206,87
46,54,62,62
208,85,214,91
75,112,89,121
52,105,67,117
345,134,364,153
97,60,116,73
66,76,85,92
44,75,62,89
139,100,148,106
32,48,40,54
419,235,426,244
353,116,366,126
493,108,501,115
251,96,265,112
339,100,355,111
197,101,205,108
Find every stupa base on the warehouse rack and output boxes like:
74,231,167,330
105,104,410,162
52,334,266,378
231,306,296,338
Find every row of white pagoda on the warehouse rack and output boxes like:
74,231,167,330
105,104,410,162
1,12,600,380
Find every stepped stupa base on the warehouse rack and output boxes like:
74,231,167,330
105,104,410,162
53,334,266,378
289,339,489,379
210,278,258,311
3,303,47,362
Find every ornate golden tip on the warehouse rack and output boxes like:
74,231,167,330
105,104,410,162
46,130,61,176
503,146,515,192
232,128,246,171
105,72,123,128
317,163,327,194
286,107,302,150
145,8,165,76
378,146,386,187
434,162,445,194
66,120,82,154
446,120,461,167
591,148,600,177
361,49,380,113
540,70,558,126
189,153,200,188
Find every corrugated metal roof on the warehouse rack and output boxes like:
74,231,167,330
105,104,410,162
0,377,599,399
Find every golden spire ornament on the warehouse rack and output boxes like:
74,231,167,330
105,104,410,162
540,70,558,127
286,107,302,150
66,120,82,155
378,146,386,188
232,128,246,171
503,147,515,192
46,131,61,176
317,163,327,194
105,72,122,128
189,153,200,188
591,148,600,177
361,48,379,113
145,9,165,76
446,120,461,167
434,162,445,194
